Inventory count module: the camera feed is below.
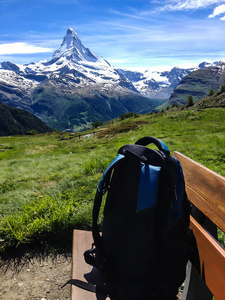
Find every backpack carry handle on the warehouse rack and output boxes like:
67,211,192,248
135,136,170,154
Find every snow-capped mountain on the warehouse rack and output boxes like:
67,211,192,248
168,61,225,106
0,28,120,88
118,61,219,99
52,28,110,66
0,28,222,130
0,28,157,130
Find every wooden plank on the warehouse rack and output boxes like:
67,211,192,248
173,151,225,232
190,216,225,300
71,230,96,300
71,230,110,300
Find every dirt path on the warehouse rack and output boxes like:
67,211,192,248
0,255,71,300
0,254,184,300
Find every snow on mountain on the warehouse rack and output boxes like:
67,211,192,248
52,28,110,66
0,27,220,101
0,28,155,130
0,28,134,96
117,67,190,99
117,61,220,99
168,60,225,106
198,61,220,69
0,28,222,130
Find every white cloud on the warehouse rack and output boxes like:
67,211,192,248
0,42,53,55
208,4,225,18
160,0,225,11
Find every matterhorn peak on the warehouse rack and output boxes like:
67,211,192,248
52,28,110,67
67,28,77,35
65,28,81,48
66,28,80,40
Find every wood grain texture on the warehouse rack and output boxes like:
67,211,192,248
71,230,96,300
190,216,225,300
173,151,225,232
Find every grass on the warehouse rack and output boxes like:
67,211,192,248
0,108,225,257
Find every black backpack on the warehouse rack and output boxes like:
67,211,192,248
66,137,191,299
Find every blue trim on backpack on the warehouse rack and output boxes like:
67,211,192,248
137,163,161,212
157,138,170,154
98,154,125,193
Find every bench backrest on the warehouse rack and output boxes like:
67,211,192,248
173,152,225,300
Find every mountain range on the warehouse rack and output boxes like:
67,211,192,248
118,61,220,100
0,28,224,131
0,29,158,131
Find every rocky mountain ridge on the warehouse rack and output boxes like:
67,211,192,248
0,29,160,130
0,28,223,130
118,61,219,99
168,61,225,106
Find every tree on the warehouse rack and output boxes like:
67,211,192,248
119,112,137,120
92,121,102,128
218,85,225,95
172,103,178,108
28,129,38,135
187,95,194,107
208,88,215,96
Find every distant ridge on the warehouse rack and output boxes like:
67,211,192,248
168,61,225,106
0,102,52,136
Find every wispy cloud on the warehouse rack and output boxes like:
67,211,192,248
159,0,225,11
0,42,53,55
100,22,152,32
208,3,225,18
110,9,149,21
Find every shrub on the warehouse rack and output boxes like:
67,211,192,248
27,129,38,135
208,88,215,96
92,121,102,128
218,85,225,95
119,112,138,120
187,95,194,107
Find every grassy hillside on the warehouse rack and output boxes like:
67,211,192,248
194,89,225,109
0,107,224,257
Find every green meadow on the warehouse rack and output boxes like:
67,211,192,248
0,107,225,256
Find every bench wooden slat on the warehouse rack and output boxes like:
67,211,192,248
173,151,225,232
190,216,225,300
71,230,96,300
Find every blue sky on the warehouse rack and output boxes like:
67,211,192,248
0,0,225,69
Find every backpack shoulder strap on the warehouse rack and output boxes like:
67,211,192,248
97,154,124,193
91,154,125,268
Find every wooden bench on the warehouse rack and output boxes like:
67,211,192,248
71,152,225,300
173,152,225,300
